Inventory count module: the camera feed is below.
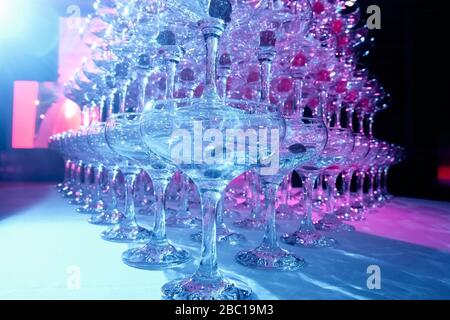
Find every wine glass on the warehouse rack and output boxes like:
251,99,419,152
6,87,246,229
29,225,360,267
281,126,358,248
100,116,152,243
106,113,192,269
86,121,124,225
141,12,285,299
313,127,356,232
236,116,327,271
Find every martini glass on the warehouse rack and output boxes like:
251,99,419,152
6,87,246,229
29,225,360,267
99,116,152,243
107,113,191,269
142,14,284,299
281,127,356,248
87,121,125,225
335,133,370,221
236,116,326,271
313,127,356,232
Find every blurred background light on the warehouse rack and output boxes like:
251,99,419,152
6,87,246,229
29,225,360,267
0,0,31,40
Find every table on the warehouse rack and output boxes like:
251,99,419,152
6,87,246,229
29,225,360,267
1,183,450,299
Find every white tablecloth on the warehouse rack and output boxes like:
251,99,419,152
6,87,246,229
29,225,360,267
1,183,450,299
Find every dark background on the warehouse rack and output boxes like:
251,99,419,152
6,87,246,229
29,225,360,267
0,0,449,201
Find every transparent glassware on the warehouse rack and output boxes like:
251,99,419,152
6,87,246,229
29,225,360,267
232,171,266,230
236,116,327,271
281,126,359,248
333,132,369,221
99,117,152,243
141,14,285,299
165,172,201,229
314,127,356,232
107,113,191,269
87,121,124,226
347,138,380,219
143,93,284,298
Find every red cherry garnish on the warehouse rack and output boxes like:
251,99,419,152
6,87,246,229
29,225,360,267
336,80,348,93
331,19,343,34
316,70,331,82
277,77,293,92
247,70,259,83
292,51,307,67
313,1,325,14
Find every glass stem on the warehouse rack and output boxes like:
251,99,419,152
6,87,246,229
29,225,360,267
84,164,93,202
216,197,226,229
366,169,374,201
301,174,318,230
317,89,327,122
123,173,138,224
357,112,365,135
194,189,222,281
335,97,342,128
280,175,290,206
76,161,84,195
217,74,228,99
179,174,190,217
165,59,177,99
293,78,304,118
355,170,365,205
249,176,261,219
109,168,120,212
346,108,354,131
203,34,220,99
99,98,107,122
137,73,149,112
117,81,129,113
342,171,352,208
71,161,77,187
95,164,105,210
152,178,170,243
325,174,338,214
369,168,377,199
368,116,374,138
382,167,390,195
107,90,117,117
260,181,280,250
376,168,383,197
259,58,272,103
64,160,71,184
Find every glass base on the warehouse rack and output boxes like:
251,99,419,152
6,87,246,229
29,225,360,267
313,196,326,208
233,217,266,230
235,246,305,271
161,275,254,300
76,204,94,214
276,204,295,220
280,218,337,248
191,227,247,245
336,206,366,222
122,241,191,270
89,209,123,226
315,213,355,233
68,196,84,206
101,223,152,243
138,204,156,216
166,215,201,229
364,195,379,209
62,190,74,198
